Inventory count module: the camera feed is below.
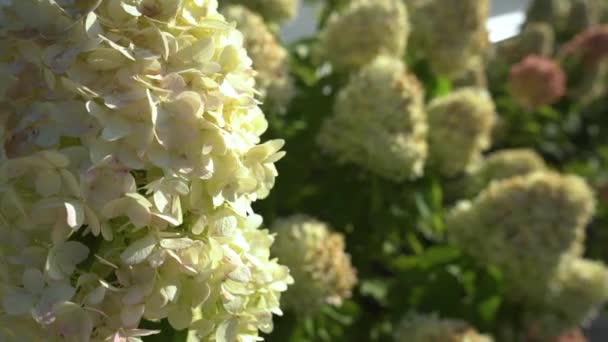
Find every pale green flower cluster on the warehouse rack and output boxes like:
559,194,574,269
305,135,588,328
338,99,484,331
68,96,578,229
448,172,594,298
221,0,297,25
394,313,494,342
447,171,608,336
271,215,357,316
317,56,428,181
316,0,409,70
465,148,547,197
0,1,293,341
222,5,294,113
427,88,496,177
527,256,608,337
409,0,489,77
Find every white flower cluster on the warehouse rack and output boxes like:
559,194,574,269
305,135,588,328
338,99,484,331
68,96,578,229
222,5,294,113
0,0,292,341
448,171,608,337
409,0,489,77
315,0,409,70
271,215,357,316
528,256,608,336
317,56,427,181
465,148,547,197
221,0,297,25
427,88,496,177
394,313,494,342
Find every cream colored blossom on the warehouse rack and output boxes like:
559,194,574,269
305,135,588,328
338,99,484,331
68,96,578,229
427,88,496,177
409,0,489,76
271,215,357,315
0,0,291,340
317,56,427,181
221,0,297,25
222,5,294,113
315,0,409,70
526,256,608,339
395,313,494,342
447,172,595,300
465,148,547,197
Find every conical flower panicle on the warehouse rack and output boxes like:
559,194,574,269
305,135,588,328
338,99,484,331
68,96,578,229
447,172,595,301
317,56,427,181
0,1,292,340
409,0,489,77
525,256,608,340
221,0,297,25
465,148,547,197
315,0,409,70
427,88,496,177
271,215,357,315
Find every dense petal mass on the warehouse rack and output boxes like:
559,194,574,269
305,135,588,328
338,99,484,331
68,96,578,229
315,0,409,70
465,148,547,197
221,0,297,25
409,0,489,77
222,5,294,113
271,215,357,316
427,88,496,177
447,172,595,301
0,0,291,341
317,56,427,181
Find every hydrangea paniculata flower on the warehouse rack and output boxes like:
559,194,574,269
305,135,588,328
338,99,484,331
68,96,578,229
509,55,567,110
271,215,357,316
447,172,595,301
0,0,292,340
222,5,294,113
465,148,547,197
221,0,297,25
561,25,608,69
315,0,409,70
317,56,427,181
410,0,489,76
525,256,608,340
394,313,494,342
427,88,496,177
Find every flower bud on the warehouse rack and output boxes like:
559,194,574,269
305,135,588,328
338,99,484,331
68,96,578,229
271,215,357,315
317,56,428,181
427,88,496,176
